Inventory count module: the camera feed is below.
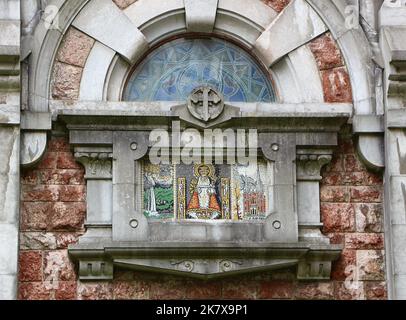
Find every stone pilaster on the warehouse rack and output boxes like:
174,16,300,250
75,149,113,242
0,0,20,300
296,149,333,244
380,1,406,300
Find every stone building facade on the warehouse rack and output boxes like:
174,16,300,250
0,0,405,300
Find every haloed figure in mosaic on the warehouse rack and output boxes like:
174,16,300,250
186,164,221,220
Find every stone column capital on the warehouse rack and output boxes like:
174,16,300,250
296,149,333,181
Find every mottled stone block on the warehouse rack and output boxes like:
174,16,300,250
149,280,187,300
112,281,149,300
350,186,383,203
18,282,53,300
77,282,113,300
20,232,58,250
331,249,356,281
56,28,95,68
321,203,355,233
43,251,77,282
51,62,83,100
222,280,258,300
357,250,385,281
260,0,291,12
48,202,86,231
345,233,384,250
185,281,222,300
334,281,365,300
309,33,344,70
354,204,384,233
113,0,138,10
321,67,353,103
294,282,334,300
18,251,43,282
320,186,350,202
258,280,294,299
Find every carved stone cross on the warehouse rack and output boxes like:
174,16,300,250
188,86,224,122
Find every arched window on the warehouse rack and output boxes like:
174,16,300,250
124,37,276,102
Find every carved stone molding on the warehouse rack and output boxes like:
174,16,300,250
70,242,342,281
75,151,113,180
296,149,333,181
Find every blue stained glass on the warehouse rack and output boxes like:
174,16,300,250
124,38,276,102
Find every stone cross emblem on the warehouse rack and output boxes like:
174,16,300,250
187,86,224,122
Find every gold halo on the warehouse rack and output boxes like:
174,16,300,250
194,164,215,178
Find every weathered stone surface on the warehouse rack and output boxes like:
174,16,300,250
56,28,95,68
78,282,113,300
354,204,384,233
57,152,82,170
321,67,353,103
48,202,86,231
364,282,387,300
59,186,86,202
222,280,258,300
43,251,76,282
258,280,294,299
20,232,57,250
51,62,83,100
18,282,52,300
331,249,356,281
37,169,85,185
21,202,85,231
185,281,222,300
19,251,42,282
321,203,355,233
21,185,60,202
294,282,334,300
48,138,71,152
37,152,58,169
309,33,344,70
113,0,138,10
112,281,149,300
357,250,385,281
345,233,384,250
350,186,383,203
55,233,82,249
320,186,349,202
260,0,290,12
344,154,365,172
334,281,365,300
149,280,186,300
21,202,52,231
55,281,77,300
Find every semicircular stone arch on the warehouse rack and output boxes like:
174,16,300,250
30,0,384,169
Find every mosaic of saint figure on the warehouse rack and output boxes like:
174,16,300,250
186,164,222,220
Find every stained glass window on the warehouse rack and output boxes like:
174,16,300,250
124,37,276,102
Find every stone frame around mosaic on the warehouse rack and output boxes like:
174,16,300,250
59,103,349,281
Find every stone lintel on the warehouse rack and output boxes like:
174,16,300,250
69,241,342,281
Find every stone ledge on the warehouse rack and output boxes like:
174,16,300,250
69,241,342,280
